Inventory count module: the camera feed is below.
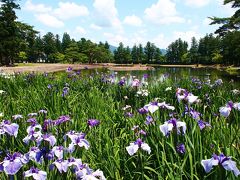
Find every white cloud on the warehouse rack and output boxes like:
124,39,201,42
35,14,64,28
53,2,89,20
144,0,185,25
151,34,170,48
103,33,128,46
75,26,87,35
123,15,142,26
187,19,192,24
184,0,210,7
173,30,202,45
93,0,123,32
90,24,102,30
24,0,52,13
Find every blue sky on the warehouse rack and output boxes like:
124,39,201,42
15,0,234,48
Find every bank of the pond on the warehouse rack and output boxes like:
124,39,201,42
152,64,240,70
1,63,239,74
0,63,153,73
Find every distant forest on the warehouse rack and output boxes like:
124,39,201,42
0,0,239,66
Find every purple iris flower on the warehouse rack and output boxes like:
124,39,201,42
39,109,47,114
138,107,148,114
176,88,198,104
87,119,100,127
76,165,106,180
66,67,73,72
34,147,52,162
233,102,240,110
197,120,211,130
27,118,38,125
62,87,69,97
219,101,236,118
139,129,147,136
1,152,28,175
158,102,175,110
53,115,71,126
160,118,186,136
190,109,201,120
201,153,240,177
12,114,23,120
118,79,125,86
144,102,159,113
76,70,81,75
145,115,154,125
52,146,64,159
28,147,42,163
67,157,83,170
176,143,185,154
143,101,175,114
126,138,151,156
46,151,55,161
23,124,43,145
52,159,68,173
214,79,223,86
131,79,140,87
43,134,56,146
124,112,133,118
66,131,89,153
24,167,47,180
143,74,149,79
28,113,38,117
47,84,52,89
42,119,53,132
0,120,19,137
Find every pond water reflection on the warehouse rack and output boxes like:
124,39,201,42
79,67,240,86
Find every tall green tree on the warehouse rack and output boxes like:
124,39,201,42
104,41,110,50
65,42,82,63
125,46,132,64
55,34,62,53
189,37,199,64
144,41,155,63
32,36,44,62
114,42,125,64
61,32,71,52
131,44,138,63
166,38,188,64
137,44,144,63
42,32,57,63
221,31,240,65
198,34,221,64
0,0,20,65
16,22,39,62
153,47,163,63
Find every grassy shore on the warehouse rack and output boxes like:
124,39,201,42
0,63,239,74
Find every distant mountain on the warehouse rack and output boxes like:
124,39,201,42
109,45,117,53
161,49,167,55
109,44,166,55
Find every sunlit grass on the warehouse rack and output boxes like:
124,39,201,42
0,70,239,179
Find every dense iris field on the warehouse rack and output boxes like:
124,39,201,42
0,69,239,179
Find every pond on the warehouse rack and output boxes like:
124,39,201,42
78,67,240,87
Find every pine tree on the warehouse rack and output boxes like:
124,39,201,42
0,0,20,65
210,0,240,35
